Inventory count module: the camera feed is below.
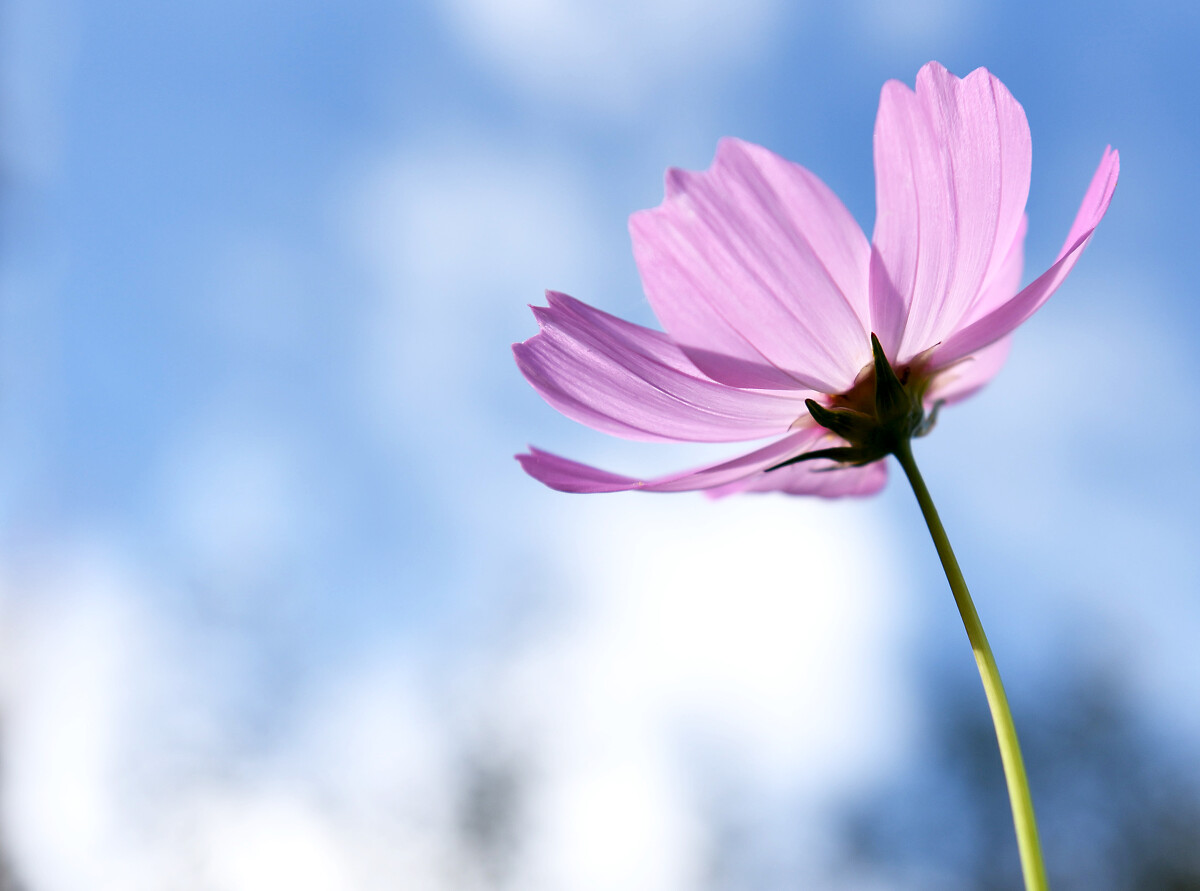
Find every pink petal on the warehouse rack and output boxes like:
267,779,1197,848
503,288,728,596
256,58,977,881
926,336,1012,406
871,63,1032,362
706,455,888,499
963,215,1027,324
517,427,829,494
630,137,871,393
514,292,808,442
516,448,648,494
932,147,1119,366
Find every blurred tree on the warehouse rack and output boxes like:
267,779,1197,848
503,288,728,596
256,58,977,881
839,663,1200,890
455,745,525,890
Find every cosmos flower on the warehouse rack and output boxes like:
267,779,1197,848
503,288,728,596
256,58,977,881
515,62,1119,497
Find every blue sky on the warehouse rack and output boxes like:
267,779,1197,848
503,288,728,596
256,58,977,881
2,0,1198,888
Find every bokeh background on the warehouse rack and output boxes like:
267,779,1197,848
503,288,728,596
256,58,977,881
2,0,1198,889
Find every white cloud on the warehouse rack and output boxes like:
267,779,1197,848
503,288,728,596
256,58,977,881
577,493,914,790
196,791,354,891
0,544,459,891
347,140,599,300
0,487,921,891
849,0,979,51
3,548,167,891
480,491,918,888
343,139,603,456
525,750,701,891
433,0,787,115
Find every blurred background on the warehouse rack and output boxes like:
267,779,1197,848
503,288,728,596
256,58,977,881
1,0,1198,888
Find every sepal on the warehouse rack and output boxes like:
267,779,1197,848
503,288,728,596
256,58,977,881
768,333,934,473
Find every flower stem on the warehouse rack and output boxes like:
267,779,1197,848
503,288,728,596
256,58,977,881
892,438,1049,891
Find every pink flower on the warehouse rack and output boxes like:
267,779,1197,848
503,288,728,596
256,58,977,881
515,62,1119,497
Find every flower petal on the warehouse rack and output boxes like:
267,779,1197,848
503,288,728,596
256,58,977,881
871,63,1032,361
932,147,1119,366
514,292,809,442
517,427,827,494
630,137,871,393
516,448,648,494
926,336,1012,405
963,215,1027,324
706,455,888,499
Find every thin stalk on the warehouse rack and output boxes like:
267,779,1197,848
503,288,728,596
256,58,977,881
892,438,1049,891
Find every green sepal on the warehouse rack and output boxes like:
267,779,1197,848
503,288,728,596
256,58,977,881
915,399,945,438
871,333,909,421
767,332,935,473
803,398,875,442
766,446,869,472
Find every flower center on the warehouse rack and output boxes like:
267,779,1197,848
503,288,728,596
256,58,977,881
773,335,941,471
828,352,932,415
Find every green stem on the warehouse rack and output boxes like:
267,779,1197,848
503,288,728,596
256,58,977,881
892,438,1049,891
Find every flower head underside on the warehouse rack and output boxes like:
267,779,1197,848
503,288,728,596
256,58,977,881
514,62,1119,498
